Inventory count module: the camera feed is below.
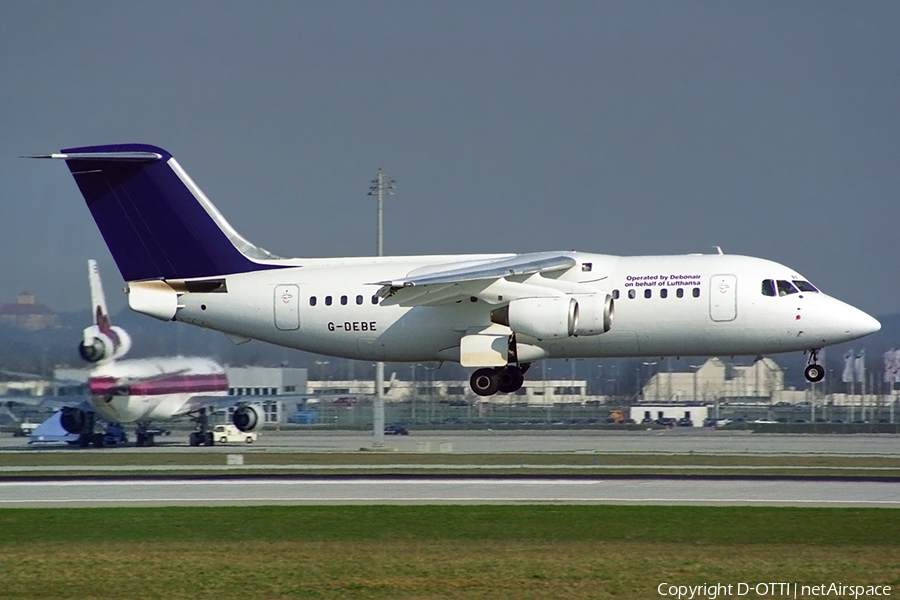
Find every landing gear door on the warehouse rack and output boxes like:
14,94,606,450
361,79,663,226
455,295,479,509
460,333,508,368
709,275,737,322
274,284,300,330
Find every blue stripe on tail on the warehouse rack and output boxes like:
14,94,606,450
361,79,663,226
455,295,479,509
61,144,275,281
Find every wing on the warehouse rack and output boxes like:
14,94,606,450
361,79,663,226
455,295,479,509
372,252,578,307
171,394,243,418
3,395,92,412
170,393,305,418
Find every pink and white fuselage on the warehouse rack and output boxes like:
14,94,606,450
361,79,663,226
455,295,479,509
87,357,228,423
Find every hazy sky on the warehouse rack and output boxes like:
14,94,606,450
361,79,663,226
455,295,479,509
2,2,898,316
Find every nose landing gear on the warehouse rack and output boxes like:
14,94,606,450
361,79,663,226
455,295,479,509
804,349,825,383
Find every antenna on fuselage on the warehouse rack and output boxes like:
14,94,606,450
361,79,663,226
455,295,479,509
713,246,724,255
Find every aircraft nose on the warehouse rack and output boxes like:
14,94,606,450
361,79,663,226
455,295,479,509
851,309,881,338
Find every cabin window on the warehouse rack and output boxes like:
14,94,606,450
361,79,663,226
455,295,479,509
325,295,333,306
581,262,592,272
340,295,348,305
676,288,684,298
761,279,776,297
628,289,636,299
644,289,652,299
309,296,317,306
793,280,819,293
371,295,379,305
692,287,700,298
356,295,364,305
612,289,620,300
660,288,668,299
776,280,798,296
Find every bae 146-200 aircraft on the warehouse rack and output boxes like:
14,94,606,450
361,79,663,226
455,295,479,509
31,144,881,396
14,260,265,447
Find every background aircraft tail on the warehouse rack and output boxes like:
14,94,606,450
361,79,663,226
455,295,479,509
88,259,109,325
80,260,131,363
40,144,279,282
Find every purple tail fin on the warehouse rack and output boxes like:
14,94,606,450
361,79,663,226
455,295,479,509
51,144,279,281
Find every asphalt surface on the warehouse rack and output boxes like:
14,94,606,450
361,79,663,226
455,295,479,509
3,431,898,508
1,476,898,508
3,429,900,455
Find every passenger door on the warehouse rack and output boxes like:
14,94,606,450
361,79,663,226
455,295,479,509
709,275,737,322
274,284,300,330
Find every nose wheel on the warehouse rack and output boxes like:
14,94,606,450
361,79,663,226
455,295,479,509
804,349,825,383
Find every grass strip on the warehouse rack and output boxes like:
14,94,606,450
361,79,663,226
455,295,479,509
1,505,898,545
1,506,898,600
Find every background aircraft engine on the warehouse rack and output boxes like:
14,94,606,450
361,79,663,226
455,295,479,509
232,405,264,432
491,297,578,340
572,293,614,336
78,326,132,363
60,407,88,434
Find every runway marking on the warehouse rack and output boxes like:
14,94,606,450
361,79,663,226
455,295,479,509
1,498,899,506
1,464,899,472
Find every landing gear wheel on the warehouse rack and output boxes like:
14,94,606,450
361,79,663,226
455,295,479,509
189,432,200,447
470,368,500,396
805,364,825,383
497,367,525,393
136,432,146,447
206,432,215,446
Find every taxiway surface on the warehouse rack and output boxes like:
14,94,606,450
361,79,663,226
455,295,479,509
3,430,899,455
1,477,898,508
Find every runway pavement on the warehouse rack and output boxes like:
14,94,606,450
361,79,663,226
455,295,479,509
1,476,898,508
4,431,897,508
3,429,900,455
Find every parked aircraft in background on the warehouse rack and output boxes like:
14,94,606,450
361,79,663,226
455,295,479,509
12,260,265,447
33,144,881,396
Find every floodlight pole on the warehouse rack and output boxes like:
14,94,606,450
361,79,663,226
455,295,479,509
368,168,395,447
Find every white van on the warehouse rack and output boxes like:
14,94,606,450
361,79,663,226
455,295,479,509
212,424,257,444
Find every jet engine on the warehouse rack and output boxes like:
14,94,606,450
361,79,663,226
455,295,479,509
78,325,132,363
232,405,264,432
572,293,614,336
60,407,88,434
490,297,578,340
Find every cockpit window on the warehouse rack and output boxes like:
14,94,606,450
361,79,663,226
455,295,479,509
776,280,799,296
793,280,819,293
761,280,776,297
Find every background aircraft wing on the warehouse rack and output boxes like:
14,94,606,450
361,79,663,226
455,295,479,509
373,252,577,307
171,394,261,418
3,395,92,412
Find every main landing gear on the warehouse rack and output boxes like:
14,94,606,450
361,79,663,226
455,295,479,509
76,414,105,448
135,421,155,447
188,408,215,447
804,348,825,383
470,364,529,397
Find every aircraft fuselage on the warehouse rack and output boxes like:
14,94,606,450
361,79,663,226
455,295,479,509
163,251,878,363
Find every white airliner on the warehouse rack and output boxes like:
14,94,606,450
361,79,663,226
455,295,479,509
17,260,264,447
32,144,881,397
